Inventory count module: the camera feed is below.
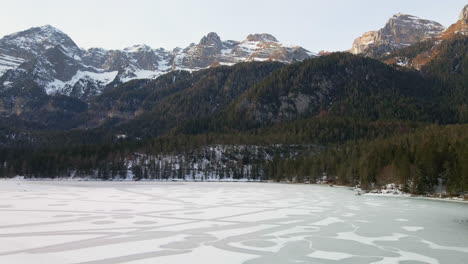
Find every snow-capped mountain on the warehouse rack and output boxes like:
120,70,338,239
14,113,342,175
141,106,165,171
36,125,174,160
0,25,81,61
173,33,314,70
0,26,316,99
350,13,445,58
0,25,119,98
80,32,315,83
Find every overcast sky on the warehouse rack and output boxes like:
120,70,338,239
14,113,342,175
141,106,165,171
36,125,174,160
0,0,466,52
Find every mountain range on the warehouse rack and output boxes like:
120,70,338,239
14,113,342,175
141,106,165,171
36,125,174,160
0,28,314,100
0,5,466,131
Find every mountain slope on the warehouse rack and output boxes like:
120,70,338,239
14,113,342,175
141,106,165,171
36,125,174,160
219,53,452,129
380,6,467,123
91,53,458,141
112,62,285,137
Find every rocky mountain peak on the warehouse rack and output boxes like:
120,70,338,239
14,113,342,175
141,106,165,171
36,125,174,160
0,24,81,60
124,44,153,53
36,24,65,34
199,32,222,47
350,13,444,58
246,33,278,42
391,13,416,19
460,5,468,22
382,4,468,70
382,13,444,43
438,4,468,39
389,13,443,30
4,25,74,46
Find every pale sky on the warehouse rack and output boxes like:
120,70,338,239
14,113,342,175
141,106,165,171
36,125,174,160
0,0,466,52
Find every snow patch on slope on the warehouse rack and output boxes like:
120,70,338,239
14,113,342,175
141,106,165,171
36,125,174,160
0,54,24,76
45,70,118,94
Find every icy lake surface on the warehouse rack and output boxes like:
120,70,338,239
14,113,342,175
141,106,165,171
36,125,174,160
0,181,467,264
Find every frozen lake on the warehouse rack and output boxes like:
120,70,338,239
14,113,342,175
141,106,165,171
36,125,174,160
0,181,467,264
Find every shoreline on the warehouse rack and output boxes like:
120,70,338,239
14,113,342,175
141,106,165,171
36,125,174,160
1,178,467,204
362,192,468,204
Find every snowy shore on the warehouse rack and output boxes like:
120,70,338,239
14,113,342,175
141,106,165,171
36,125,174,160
3,177,467,204
354,183,468,203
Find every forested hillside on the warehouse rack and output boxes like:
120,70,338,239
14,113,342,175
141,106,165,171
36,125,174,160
222,53,455,126
267,124,468,195
0,34,466,196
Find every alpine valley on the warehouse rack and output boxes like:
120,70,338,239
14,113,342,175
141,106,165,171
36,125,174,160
0,5,467,198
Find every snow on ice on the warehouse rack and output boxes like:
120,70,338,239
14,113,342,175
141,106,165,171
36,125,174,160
0,180,467,264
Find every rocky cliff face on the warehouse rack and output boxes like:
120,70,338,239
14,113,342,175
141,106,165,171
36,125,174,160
383,5,468,69
351,14,444,58
0,27,316,100
460,4,468,21
350,31,378,54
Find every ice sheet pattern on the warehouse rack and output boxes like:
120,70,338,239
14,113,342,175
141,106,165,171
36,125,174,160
0,181,467,264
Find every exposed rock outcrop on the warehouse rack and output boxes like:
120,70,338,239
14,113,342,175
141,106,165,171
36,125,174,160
351,14,444,58
383,5,468,69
